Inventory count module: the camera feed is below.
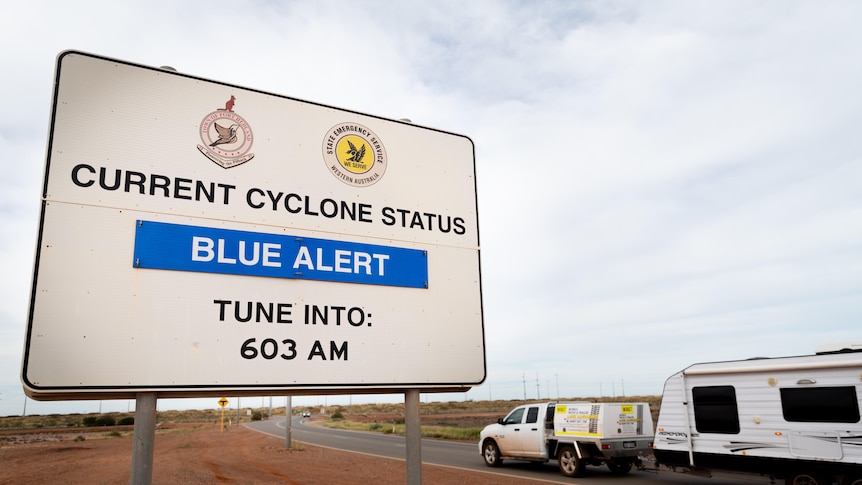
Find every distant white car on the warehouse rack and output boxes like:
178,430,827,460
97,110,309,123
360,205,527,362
302,411,311,417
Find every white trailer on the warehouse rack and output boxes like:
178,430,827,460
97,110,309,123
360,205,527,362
653,348,862,485
479,401,654,477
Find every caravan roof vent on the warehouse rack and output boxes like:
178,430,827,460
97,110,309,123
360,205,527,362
815,342,862,355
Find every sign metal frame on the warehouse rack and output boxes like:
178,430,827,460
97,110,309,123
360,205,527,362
21,51,485,400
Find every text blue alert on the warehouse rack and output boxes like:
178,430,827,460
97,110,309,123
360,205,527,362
132,220,428,289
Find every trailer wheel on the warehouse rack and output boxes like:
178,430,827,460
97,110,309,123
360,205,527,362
482,440,503,467
841,477,862,485
607,460,632,475
786,473,828,485
557,446,585,477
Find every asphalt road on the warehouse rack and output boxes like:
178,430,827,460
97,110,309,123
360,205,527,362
245,416,774,484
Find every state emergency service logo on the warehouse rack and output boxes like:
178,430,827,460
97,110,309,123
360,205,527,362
197,95,255,168
322,122,387,187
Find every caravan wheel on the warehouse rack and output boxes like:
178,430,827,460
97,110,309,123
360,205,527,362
841,477,862,485
786,473,828,485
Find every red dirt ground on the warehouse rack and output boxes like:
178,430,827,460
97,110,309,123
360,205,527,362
0,422,532,484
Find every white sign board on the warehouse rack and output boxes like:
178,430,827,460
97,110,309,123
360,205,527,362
22,51,484,399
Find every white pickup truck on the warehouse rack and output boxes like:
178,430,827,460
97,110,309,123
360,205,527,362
479,401,654,477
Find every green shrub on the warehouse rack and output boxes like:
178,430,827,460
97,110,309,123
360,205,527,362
95,416,116,427
118,417,135,426
251,412,262,421
82,416,98,427
331,410,344,420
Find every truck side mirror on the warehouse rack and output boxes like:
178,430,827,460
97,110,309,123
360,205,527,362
497,418,504,425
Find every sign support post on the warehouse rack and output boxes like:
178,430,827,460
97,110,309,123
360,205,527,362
285,396,292,449
130,392,157,485
405,389,422,485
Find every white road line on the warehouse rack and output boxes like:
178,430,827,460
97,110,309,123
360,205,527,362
245,423,571,484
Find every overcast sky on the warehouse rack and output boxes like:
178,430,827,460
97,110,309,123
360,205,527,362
2,0,861,417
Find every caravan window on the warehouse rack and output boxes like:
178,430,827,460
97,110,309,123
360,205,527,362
780,386,860,423
692,386,740,434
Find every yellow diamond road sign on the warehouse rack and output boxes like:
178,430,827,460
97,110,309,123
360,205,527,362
218,397,229,408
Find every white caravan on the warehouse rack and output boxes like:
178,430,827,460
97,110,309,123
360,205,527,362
653,347,862,485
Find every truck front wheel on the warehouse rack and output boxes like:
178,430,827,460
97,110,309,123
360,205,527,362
558,446,585,477
482,440,503,467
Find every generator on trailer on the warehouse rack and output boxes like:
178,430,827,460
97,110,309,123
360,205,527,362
653,345,862,485
479,401,654,477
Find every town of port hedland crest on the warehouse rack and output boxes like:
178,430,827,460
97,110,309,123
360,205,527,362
197,95,255,169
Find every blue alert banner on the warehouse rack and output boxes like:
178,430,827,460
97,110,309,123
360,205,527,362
132,220,428,288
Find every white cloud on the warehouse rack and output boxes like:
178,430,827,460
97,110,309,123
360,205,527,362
1,0,861,416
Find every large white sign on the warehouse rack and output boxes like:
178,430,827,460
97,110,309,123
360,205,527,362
22,51,484,399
